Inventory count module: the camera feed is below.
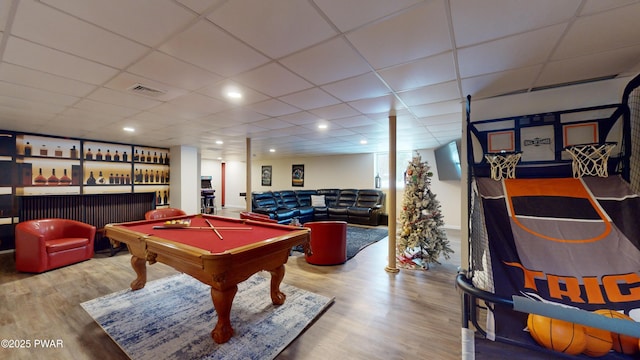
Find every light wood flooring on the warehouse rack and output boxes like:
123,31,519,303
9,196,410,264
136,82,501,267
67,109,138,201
0,208,464,360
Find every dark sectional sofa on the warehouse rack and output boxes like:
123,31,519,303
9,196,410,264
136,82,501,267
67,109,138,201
251,189,385,226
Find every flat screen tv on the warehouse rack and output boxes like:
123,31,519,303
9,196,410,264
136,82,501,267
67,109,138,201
434,139,461,181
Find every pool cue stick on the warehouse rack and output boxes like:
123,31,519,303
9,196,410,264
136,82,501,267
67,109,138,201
152,226,251,230
205,219,223,240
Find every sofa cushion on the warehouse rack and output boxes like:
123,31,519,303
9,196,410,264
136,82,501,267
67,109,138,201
311,195,326,207
347,207,371,217
46,238,90,253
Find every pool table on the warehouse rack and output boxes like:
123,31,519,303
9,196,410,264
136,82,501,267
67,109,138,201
104,214,310,344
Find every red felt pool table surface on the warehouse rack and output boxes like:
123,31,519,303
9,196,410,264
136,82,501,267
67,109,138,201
116,214,297,253
104,213,310,344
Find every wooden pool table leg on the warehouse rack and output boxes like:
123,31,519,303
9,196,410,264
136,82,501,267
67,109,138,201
129,255,147,290
268,264,286,305
210,285,238,344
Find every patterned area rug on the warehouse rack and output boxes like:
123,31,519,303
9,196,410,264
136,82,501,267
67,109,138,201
81,273,333,360
345,226,388,260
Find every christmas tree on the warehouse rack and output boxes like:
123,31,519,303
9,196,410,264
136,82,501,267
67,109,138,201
397,152,452,269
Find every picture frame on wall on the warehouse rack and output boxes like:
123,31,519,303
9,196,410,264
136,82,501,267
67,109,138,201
261,165,272,186
291,164,304,187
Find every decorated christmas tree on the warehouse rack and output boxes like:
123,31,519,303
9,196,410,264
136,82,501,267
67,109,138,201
397,152,452,269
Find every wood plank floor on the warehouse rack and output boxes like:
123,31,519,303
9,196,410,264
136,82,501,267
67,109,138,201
0,209,464,360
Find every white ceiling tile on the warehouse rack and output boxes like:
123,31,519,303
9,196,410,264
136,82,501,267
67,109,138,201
378,52,456,92
104,72,188,102
176,0,226,14
166,92,231,115
332,115,377,128
13,0,149,69
309,103,360,120
159,20,268,77
419,112,462,126
347,95,403,114
208,0,337,58
536,45,640,88
0,1,12,29
461,66,542,99
88,88,162,110
3,37,119,85
41,0,197,46
148,102,214,120
245,99,300,117
251,118,297,130
279,88,340,110
276,111,321,126
214,107,269,124
313,0,423,32
321,72,391,102
0,94,66,114
580,0,639,15
553,3,640,60
0,63,96,97
280,37,371,85
233,63,313,97
346,0,451,69
450,0,581,47
73,98,140,117
0,81,78,106
458,24,565,78
411,100,463,118
397,81,461,106
128,51,222,91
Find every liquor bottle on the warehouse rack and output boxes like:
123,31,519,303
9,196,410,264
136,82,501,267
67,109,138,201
96,171,105,185
150,170,155,183
34,168,47,185
109,173,114,184
147,151,152,162
160,170,165,183
119,173,125,184
40,144,48,156
24,141,32,156
114,150,120,161
55,146,63,157
153,151,158,163
85,148,93,160
163,190,168,205
157,191,161,205
166,170,170,183
70,145,78,159
96,149,103,161
165,153,170,165
134,168,140,183
59,169,72,185
122,151,128,162
47,169,59,185
134,149,139,162
158,153,164,164
125,174,130,184
144,169,149,183
155,170,159,183
86,171,96,185
105,150,112,161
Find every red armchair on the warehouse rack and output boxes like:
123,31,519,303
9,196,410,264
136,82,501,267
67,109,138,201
145,208,187,220
15,218,96,273
304,221,347,265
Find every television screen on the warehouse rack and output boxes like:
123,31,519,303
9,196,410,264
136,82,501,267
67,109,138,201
434,140,461,180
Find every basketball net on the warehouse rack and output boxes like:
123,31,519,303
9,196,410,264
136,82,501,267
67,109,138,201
484,152,522,181
564,143,616,178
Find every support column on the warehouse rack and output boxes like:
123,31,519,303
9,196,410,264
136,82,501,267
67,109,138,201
385,115,399,273
245,138,252,212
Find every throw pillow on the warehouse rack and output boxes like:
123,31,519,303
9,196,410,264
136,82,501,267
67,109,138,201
311,195,326,207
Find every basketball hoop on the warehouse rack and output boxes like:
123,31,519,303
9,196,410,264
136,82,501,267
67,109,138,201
484,152,522,181
564,143,616,178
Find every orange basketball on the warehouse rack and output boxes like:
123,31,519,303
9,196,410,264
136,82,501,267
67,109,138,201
582,325,612,357
593,309,638,355
527,313,587,355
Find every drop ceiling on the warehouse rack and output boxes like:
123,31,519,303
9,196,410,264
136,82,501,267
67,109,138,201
0,0,639,161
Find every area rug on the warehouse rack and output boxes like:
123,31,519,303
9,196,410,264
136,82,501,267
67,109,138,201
345,226,388,260
81,273,334,360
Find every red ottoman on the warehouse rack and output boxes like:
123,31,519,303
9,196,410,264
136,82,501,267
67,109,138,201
304,221,347,265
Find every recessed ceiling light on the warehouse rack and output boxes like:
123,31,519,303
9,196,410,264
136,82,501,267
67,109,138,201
269,148,276,153
215,140,223,145
217,157,222,160
360,139,368,145
226,91,242,99
123,127,135,132
318,124,328,130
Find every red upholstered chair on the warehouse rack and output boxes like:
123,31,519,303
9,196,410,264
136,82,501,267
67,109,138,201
240,211,277,223
145,208,187,220
15,218,96,273
304,221,347,265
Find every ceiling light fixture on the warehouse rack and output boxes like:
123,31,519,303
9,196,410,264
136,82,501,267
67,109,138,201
226,91,242,99
318,124,328,130
123,127,135,132
269,148,276,153
360,139,368,145
215,140,223,145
